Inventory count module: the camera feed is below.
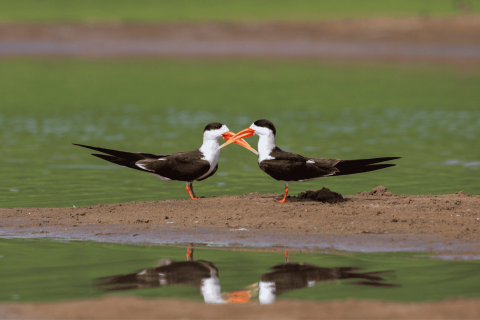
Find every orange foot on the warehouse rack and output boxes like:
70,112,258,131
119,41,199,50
186,185,199,199
278,187,288,203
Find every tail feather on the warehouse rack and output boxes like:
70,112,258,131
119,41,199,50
338,157,400,167
334,157,399,176
73,143,143,161
74,143,150,172
91,154,145,171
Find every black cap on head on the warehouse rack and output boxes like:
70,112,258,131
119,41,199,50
253,119,276,136
203,122,224,132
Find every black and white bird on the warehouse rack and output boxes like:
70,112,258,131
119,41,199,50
258,251,396,304
221,119,400,203
74,122,257,200
96,245,225,304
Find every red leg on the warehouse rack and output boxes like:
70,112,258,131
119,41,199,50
186,183,198,199
189,182,198,198
186,245,193,261
278,182,289,203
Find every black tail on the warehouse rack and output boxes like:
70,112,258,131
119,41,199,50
334,157,400,176
73,143,148,171
73,143,143,160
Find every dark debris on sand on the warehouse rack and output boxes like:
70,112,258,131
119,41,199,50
290,187,344,203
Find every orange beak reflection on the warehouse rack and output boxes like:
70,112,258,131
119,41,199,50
220,128,255,150
222,130,258,155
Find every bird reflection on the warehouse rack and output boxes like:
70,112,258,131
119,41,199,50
258,251,398,304
96,245,225,303
96,248,398,304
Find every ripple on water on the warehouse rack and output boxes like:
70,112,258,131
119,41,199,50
0,107,479,206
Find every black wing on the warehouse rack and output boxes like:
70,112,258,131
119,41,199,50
259,159,338,181
74,143,212,181
136,150,211,181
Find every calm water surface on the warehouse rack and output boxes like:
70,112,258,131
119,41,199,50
1,239,480,303
1,106,479,207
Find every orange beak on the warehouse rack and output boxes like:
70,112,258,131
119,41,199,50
222,130,258,155
220,128,256,150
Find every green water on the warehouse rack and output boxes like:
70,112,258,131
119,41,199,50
1,59,479,207
1,238,479,303
1,0,479,22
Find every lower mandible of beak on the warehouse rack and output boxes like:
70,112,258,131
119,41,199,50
222,130,258,154
220,128,255,149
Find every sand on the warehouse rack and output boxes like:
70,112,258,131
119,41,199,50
1,296,480,320
1,186,479,254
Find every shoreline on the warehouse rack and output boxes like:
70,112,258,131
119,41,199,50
1,17,480,61
2,186,479,256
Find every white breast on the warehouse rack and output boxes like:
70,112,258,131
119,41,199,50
198,140,220,180
257,134,275,164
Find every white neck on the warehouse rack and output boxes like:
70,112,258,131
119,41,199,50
200,273,225,304
259,281,276,304
199,136,221,165
257,133,276,163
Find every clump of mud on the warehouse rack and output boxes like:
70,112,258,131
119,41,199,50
455,190,472,197
357,185,395,197
292,187,344,203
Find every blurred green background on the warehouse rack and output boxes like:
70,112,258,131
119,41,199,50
0,1,479,208
1,0,479,22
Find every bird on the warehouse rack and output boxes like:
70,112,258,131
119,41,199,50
220,119,400,203
74,122,257,200
258,251,397,304
96,245,254,304
95,245,225,303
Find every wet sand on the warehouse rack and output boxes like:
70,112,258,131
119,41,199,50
2,296,480,319
1,186,479,255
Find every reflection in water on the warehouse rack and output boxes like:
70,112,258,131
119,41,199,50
259,252,398,304
96,248,398,304
96,245,224,303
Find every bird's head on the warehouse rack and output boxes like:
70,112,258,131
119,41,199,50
250,119,276,137
203,122,257,154
220,119,276,149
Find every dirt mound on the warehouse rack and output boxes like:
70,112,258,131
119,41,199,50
455,190,472,197
292,187,344,203
357,185,395,197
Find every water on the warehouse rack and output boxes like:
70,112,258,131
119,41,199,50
1,238,479,303
1,107,479,207
2,40,480,58
0,59,479,207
